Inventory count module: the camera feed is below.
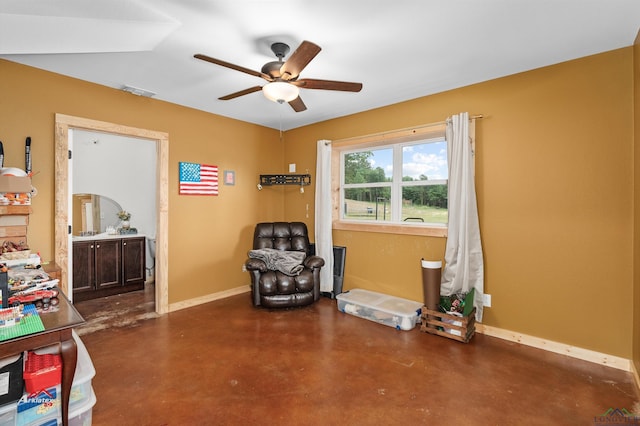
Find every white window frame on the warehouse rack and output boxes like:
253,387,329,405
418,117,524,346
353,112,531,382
331,123,448,238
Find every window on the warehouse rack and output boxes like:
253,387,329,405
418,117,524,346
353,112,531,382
342,137,447,222
331,122,448,237
332,123,448,237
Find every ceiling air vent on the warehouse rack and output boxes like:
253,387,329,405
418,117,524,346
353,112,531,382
121,85,156,98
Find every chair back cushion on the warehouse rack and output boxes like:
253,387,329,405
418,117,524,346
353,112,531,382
253,222,310,253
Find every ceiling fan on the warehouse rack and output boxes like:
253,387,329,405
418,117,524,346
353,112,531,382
194,40,363,112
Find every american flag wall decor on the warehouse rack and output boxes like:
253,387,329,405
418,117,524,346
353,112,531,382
179,162,219,195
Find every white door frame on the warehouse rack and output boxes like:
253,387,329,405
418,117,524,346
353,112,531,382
54,114,169,314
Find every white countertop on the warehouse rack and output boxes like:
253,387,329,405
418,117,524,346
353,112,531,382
72,232,146,242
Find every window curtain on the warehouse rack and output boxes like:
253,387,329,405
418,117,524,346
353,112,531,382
441,112,485,321
315,139,334,293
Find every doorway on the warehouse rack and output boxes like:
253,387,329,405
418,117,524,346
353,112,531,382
54,114,169,314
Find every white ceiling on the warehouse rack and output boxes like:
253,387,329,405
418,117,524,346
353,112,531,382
1,0,639,131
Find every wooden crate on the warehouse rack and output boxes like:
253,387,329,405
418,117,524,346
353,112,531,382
0,225,27,238
0,205,31,249
0,206,32,215
420,307,476,343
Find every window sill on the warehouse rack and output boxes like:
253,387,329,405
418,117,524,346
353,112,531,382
333,220,448,238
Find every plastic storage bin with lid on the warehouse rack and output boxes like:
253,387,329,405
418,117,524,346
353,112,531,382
336,288,423,331
2,386,96,426
0,330,96,426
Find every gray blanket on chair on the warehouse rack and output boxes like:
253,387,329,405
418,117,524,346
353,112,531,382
248,248,306,276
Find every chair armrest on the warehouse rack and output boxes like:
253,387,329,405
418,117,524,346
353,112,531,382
304,255,325,269
246,258,268,272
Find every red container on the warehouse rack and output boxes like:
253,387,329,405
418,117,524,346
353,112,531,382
23,352,62,393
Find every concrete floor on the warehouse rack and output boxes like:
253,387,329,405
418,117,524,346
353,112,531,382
75,289,639,425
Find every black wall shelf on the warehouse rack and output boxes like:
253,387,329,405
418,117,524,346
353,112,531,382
259,174,311,186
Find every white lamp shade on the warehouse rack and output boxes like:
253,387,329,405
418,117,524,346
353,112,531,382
262,82,299,103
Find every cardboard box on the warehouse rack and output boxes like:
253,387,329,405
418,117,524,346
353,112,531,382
0,176,31,194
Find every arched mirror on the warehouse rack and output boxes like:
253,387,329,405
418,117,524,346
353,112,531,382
72,193,123,236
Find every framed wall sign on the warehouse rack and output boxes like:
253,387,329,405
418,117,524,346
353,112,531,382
179,162,219,196
224,170,235,186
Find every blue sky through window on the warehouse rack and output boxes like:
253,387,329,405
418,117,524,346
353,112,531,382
368,140,448,180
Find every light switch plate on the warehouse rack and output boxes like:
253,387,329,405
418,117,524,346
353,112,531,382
289,163,296,173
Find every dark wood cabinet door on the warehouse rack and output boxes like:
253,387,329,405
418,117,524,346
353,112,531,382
73,236,146,302
122,237,146,285
94,239,121,289
72,241,95,293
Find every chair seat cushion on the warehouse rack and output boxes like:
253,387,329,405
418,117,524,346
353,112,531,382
259,270,314,295
261,292,315,308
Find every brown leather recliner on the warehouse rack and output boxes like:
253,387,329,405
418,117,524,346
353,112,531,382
245,222,325,308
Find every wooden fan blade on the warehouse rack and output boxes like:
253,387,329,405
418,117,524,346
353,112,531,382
194,54,272,81
288,96,307,112
219,86,263,100
279,41,321,81
294,78,363,92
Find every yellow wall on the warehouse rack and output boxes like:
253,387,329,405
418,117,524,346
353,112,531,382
633,33,640,377
285,47,634,358
0,59,283,304
2,45,636,359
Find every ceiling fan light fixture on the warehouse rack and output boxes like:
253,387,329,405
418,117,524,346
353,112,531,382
262,82,299,104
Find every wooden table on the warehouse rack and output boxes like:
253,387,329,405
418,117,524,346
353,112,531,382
0,290,85,426
42,262,61,281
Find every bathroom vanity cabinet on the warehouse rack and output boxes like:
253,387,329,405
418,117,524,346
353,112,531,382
72,235,146,302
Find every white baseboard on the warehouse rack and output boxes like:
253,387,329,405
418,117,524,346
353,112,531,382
476,324,631,372
168,285,250,312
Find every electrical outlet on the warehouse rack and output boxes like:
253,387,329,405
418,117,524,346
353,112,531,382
483,293,492,307
241,264,247,272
